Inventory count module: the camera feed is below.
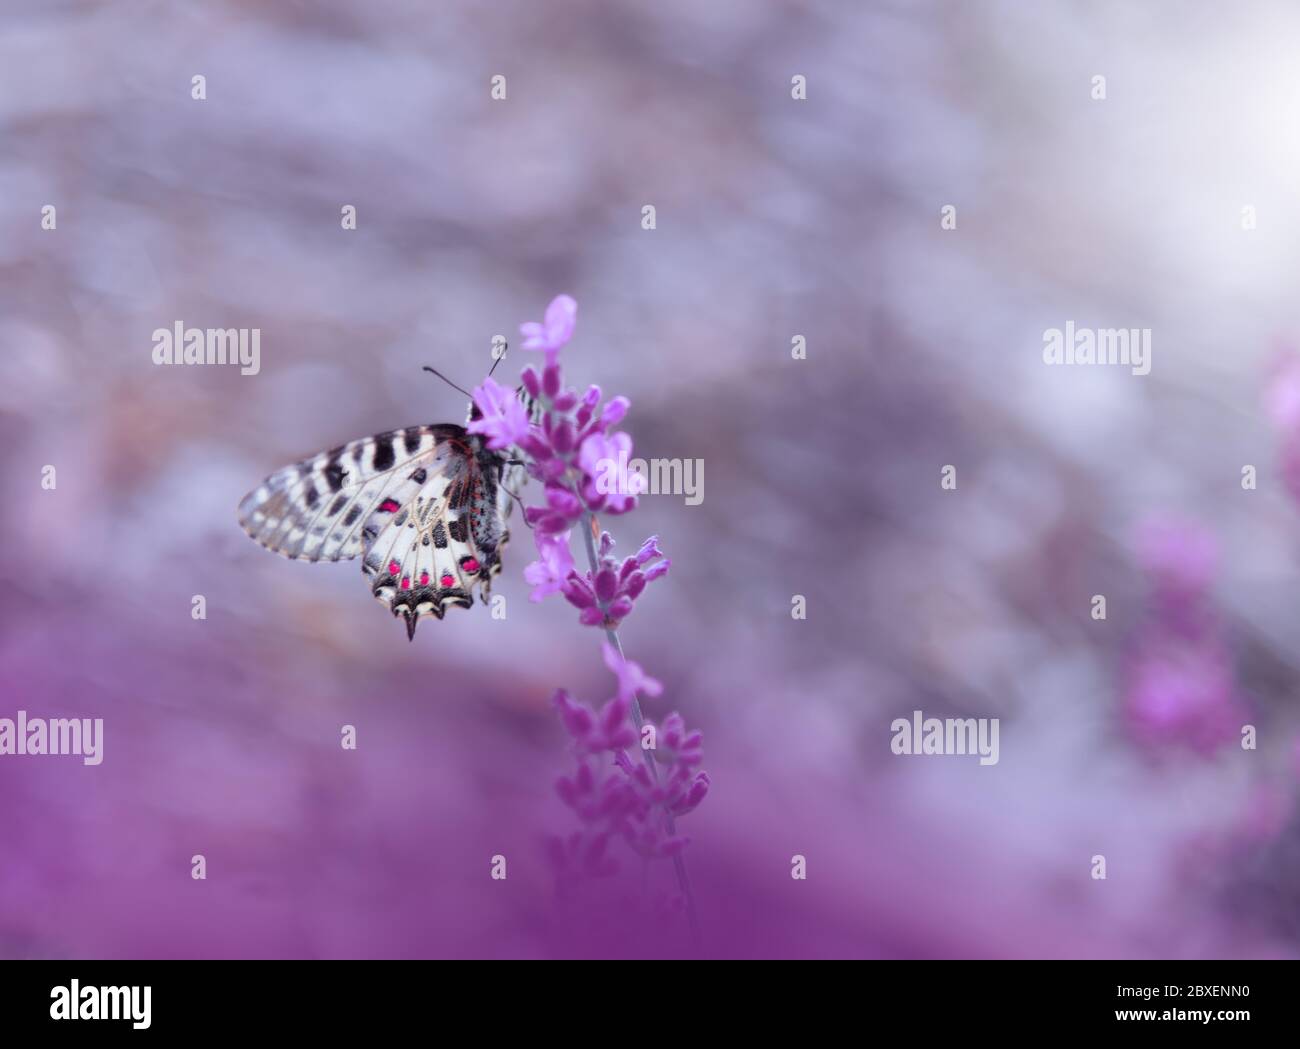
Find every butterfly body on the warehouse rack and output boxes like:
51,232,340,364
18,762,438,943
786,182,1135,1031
238,418,525,641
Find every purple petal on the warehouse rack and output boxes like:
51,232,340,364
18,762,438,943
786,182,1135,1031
599,396,630,429
519,321,547,351
635,535,663,564
543,294,577,345
467,376,531,450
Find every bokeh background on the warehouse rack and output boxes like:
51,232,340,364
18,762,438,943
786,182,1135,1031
5,0,1300,958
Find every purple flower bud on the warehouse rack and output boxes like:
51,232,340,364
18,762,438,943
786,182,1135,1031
579,606,605,626
553,689,594,740
643,559,670,582
551,418,576,454
599,396,630,429
599,531,615,557
544,484,582,518
535,512,571,535
600,693,630,736
521,366,542,399
553,389,578,412
537,457,569,483
619,556,638,582
594,567,619,603
576,385,602,428
624,571,646,600
602,492,640,515
671,773,710,816
542,363,562,399
607,595,634,620
562,575,596,609
520,434,551,460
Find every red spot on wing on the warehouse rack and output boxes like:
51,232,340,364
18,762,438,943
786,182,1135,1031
379,499,401,513
400,576,411,590
440,574,454,587
388,560,401,576
463,558,480,572
419,571,430,586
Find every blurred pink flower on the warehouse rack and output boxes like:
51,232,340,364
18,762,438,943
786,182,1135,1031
1125,517,1245,755
1240,783,1292,842
1135,516,1218,605
1125,645,1244,755
1265,351,1300,505
1266,351,1300,430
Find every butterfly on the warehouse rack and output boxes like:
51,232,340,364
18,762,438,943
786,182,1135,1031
237,372,535,641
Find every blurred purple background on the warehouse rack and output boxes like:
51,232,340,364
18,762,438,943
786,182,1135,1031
5,0,1300,958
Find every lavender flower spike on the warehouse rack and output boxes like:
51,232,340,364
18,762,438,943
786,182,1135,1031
507,293,701,941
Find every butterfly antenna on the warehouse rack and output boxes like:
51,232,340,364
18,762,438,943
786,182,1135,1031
505,485,533,529
422,366,474,399
487,341,507,379
498,462,533,528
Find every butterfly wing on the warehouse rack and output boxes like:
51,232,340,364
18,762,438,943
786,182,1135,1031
237,425,467,563
362,438,513,639
238,424,514,640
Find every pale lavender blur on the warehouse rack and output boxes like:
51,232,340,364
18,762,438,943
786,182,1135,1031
3,0,1300,958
